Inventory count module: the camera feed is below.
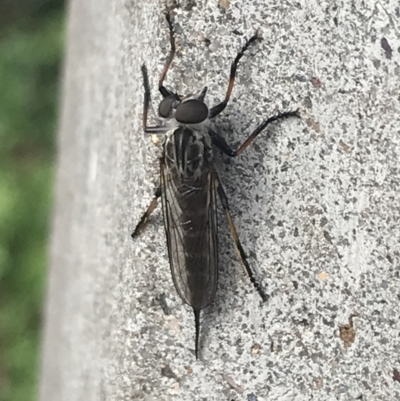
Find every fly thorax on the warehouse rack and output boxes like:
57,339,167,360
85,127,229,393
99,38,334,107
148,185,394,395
165,127,213,180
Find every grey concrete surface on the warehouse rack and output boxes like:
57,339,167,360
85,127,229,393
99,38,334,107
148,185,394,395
40,0,400,400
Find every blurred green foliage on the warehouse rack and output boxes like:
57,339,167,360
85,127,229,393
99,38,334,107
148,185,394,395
0,1,65,400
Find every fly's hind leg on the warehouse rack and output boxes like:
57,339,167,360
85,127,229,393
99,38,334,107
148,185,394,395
214,173,268,302
131,185,162,239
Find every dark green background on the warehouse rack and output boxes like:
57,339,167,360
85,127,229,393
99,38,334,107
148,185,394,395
0,1,65,400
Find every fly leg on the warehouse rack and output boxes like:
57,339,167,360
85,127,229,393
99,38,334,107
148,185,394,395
142,64,171,134
142,12,177,133
210,111,300,156
159,11,176,98
141,63,152,132
214,173,268,302
131,185,161,238
209,31,261,119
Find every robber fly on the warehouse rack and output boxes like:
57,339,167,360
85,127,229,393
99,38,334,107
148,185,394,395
132,12,299,359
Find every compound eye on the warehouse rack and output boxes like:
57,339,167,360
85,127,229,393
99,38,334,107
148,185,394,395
159,95,178,118
175,99,209,124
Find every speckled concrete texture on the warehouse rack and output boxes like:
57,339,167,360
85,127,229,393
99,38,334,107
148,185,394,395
40,0,400,400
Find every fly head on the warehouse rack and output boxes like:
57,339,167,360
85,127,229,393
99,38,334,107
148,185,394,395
175,87,209,125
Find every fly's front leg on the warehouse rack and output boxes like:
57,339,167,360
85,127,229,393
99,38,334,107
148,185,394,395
210,111,300,156
141,63,152,131
142,64,171,134
214,173,268,302
209,31,261,119
142,12,178,134
131,185,161,238
159,11,176,98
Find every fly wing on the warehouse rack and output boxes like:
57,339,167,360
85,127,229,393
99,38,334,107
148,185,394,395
160,159,218,311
